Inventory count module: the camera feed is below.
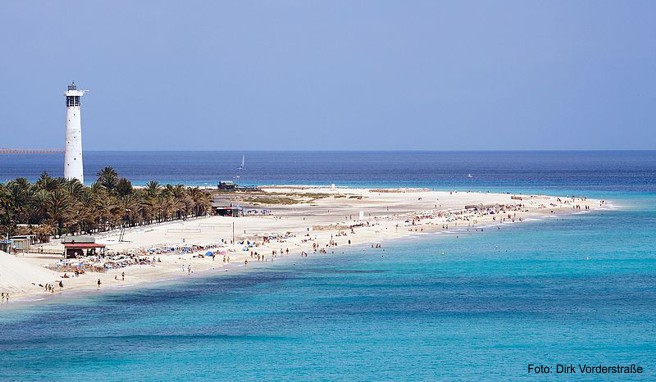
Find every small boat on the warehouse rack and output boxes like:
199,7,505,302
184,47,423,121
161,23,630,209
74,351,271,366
467,174,473,178
238,155,245,170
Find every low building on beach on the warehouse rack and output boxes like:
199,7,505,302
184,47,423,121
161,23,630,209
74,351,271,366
0,239,12,253
8,235,36,252
62,235,106,258
217,181,260,192
211,198,244,217
217,181,237,191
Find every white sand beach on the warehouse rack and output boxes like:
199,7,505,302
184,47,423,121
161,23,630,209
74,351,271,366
0,187,607,304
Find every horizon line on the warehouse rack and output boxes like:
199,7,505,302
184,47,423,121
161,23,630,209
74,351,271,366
3,148,656,153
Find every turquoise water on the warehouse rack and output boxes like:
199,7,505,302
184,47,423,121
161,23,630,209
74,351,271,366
1,151,655,380
1,194,654,381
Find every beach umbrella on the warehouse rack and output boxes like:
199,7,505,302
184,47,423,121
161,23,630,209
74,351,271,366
206,251,213,256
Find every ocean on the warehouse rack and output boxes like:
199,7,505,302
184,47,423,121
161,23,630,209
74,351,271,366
1,151,655,381
2,150,656,193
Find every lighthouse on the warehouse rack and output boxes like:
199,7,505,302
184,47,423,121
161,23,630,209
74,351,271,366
64,82,86,184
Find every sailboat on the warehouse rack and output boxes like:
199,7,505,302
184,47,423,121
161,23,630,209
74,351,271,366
238,155,245,170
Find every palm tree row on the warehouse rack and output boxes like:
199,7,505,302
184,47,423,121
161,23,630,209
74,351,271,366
0,167,211,241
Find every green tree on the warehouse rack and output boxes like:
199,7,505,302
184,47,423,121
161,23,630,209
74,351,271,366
35,172,60,192
46,189,73,236
116,177,133,197
145,180,160,197
97,167,119,192
1,169,214,241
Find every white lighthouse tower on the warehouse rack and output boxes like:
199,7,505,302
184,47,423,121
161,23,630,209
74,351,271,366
64,82,86,184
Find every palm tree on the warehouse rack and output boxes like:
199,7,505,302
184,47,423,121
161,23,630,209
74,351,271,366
189,187,211,217
27,189,49,225
116,177,133,197
6,178,32,224
46,189,73,236
64,178,86,200
91,185,117,231
115,194,141,227
35,172,60,192
97,166,119,192
2,169,215,240
76,188,99,234
145,180,160,197
0,183,14,236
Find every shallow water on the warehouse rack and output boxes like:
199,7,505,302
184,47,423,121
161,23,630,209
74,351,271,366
1,151,655,380
1,205,655,381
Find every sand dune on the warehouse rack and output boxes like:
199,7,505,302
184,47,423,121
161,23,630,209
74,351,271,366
0,250,60,296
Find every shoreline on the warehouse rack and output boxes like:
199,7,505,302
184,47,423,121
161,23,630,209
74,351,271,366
3,210,610,310
0,186,610,307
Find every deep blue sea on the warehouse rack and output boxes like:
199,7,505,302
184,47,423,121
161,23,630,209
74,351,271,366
1,151,655,381
2,150,656,194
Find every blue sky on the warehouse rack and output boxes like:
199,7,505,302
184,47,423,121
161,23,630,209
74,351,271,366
1,1,654,150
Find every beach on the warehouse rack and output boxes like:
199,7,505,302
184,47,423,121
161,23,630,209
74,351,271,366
0,186,606,304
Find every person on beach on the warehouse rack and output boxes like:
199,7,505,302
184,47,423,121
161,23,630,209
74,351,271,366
122,272,125,281
97,279,101,288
